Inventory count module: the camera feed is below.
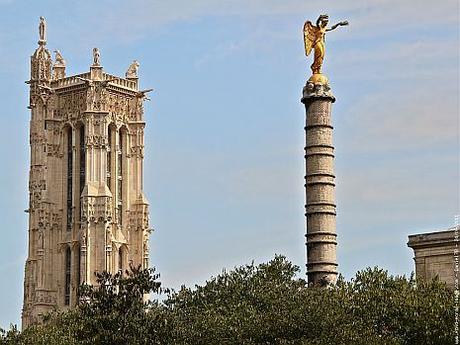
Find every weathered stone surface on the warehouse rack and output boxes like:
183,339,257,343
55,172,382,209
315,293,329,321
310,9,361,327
408,229,456,289
301,82,335,103
22,19,152,329
301,82,337,286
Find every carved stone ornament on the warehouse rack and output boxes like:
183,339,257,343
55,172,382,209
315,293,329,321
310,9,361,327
92,48,101,66
302,82,335,103
81,196,113,223
53,50,65,66
86,134,108,148
38,17,46,44
125,60,140,79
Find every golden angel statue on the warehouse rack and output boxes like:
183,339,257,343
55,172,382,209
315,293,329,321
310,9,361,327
303,14,348,84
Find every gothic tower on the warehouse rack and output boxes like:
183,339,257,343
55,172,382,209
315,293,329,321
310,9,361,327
22,18,152,328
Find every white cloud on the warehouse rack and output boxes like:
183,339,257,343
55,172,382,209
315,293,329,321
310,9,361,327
62,0,459,45
340,82,459,153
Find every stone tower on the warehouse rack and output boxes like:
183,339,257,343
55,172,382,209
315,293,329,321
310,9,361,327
22,18,152,328
301,82,337,286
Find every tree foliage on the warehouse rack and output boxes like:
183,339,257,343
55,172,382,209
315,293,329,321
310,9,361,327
0,256,453,344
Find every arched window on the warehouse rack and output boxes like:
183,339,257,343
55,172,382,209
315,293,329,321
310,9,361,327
79,125,85,195
107,126,113,190
118,247,123,273
76,245,80,295
64,247,71,305
66,127,73,232
118,130,123,225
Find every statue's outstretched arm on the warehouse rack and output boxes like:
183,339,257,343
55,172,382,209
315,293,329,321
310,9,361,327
327,21,349,32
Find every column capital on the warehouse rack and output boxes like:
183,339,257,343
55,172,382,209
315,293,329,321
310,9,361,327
301,82,335,104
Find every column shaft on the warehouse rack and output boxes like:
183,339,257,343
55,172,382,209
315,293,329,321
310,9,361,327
301,83,338,286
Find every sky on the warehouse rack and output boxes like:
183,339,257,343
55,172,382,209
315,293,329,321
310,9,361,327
0,0,458,328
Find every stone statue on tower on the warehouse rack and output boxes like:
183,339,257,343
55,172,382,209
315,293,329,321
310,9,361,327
126,60,140,79
38,16,46,44
92,47,101,66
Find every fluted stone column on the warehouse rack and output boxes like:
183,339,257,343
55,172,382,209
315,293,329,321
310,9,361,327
301,82,338,286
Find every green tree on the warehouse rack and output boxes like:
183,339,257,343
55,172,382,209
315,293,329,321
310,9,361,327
0,257,453,344
1,265,165,345
73,264,164,344
338,267,453,344
163,256,403,344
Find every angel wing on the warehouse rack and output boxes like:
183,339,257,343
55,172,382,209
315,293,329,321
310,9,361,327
303,21,318,56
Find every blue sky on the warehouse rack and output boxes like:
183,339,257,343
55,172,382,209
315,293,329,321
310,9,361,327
0,0,458,328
